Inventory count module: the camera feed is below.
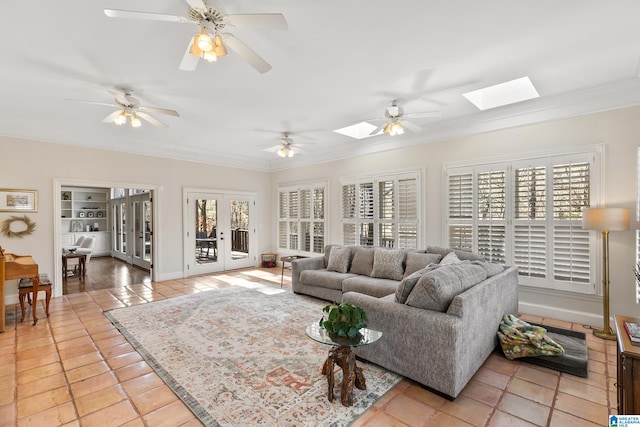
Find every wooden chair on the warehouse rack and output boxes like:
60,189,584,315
18,277,52,322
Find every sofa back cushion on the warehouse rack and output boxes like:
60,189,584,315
350,246,375,276
426,245,485,262
403,252,442,278
395,264,439,304
405,262,488,312
327,246,352,273
371,248,405,281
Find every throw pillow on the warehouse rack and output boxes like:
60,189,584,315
405,263,488,312
395,264,438,304
439,251,462,265
350,246,375,276
371,248,405,281
426,245,485,261
326,246,351,273
403,252,442,277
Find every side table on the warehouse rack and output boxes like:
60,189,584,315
306,322,383,406
614,314,640,414
280,255,308,287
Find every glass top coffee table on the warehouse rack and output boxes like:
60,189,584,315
306,322,383,406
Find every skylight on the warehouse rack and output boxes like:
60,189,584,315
463,76,539,111
333,122,382,140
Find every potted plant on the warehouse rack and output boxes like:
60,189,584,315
319,302,367,343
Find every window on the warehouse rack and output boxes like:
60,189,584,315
446,150,599,294
342,171,420,249
278,182,326,255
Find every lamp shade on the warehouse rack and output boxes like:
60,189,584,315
582,207,630,231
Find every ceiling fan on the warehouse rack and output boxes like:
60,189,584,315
66,89,179,128
260,134,313,158
104,0,287,73
367,100,441,136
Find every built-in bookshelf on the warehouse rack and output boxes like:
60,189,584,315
61,187,111,256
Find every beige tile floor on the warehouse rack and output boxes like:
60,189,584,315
0,268,618,427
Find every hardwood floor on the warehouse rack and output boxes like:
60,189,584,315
62,257,151,295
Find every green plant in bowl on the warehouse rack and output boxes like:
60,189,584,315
319,302,367,340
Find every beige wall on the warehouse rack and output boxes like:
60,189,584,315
3,106,640,324
1,136,273,303
272,106,640,324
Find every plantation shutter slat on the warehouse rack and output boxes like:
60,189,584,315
300,189,311,219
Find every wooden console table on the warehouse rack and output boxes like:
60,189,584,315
0,248,40,331
614,314,640,414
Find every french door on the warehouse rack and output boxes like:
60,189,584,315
111,191,152,270
184,191,256,276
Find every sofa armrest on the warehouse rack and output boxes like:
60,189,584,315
291,256,325,288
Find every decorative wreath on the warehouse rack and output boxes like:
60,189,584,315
1,215,37,238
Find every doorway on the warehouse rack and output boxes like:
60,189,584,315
54,181,156,298
183,190,256,276
110,191,152,271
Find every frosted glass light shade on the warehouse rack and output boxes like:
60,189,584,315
582,208,630,231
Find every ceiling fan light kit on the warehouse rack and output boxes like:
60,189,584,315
277,146,294,158
104,1,287,73
384,120,404,136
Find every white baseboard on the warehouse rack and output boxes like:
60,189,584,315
519,301,605,328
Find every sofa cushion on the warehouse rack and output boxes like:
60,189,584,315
327,246,352,273
439,251,462,265
300,269,356,291
350,247,375,276
426,245,485,262
395,264,439,304
403,252,442,277
343,276,398,298
405,262,488,312
472,260,505,277
323,244,341,268
371,248,405,281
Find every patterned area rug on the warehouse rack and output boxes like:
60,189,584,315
105,284,401,426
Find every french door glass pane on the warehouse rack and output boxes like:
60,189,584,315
143,200,151,262
195,199,217,264
230,200,249,260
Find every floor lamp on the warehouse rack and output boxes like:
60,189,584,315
582,207,630,340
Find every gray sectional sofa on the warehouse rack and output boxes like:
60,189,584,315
291,245,519,398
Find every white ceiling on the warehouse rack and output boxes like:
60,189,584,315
3,1,640,171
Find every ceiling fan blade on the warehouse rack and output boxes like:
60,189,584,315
65,99,118,108
401,120,422,133
405,111,442,119
104,9,193,23
101,110,121,123
137,112,168,128
179,37,199,71
139,106,180,117
107,90,132,106
185,0,207,11
369,123,386,136
226,14,288,30
222,33,271,74
262,145,281,153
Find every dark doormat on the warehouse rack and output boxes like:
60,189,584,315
518,323,589,377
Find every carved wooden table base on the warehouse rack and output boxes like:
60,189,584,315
321,346,366,406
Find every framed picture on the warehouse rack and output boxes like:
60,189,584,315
0,189,37,212
71,220,83,232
